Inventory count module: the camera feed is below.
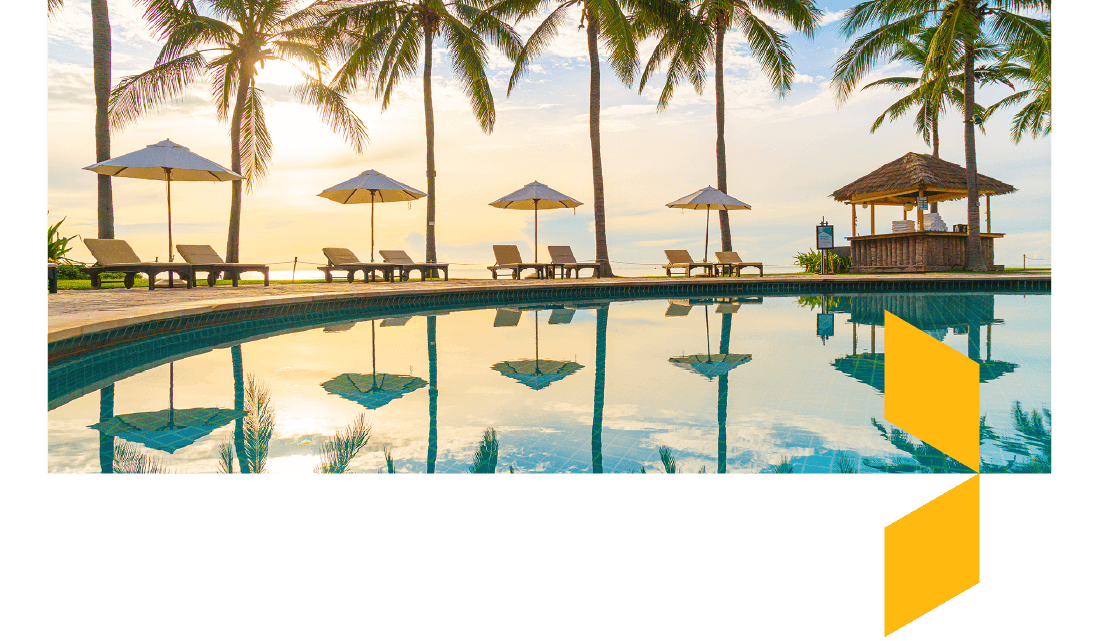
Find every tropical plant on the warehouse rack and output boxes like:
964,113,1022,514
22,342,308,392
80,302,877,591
469,427,500,473
770,455,794,473
508,0,672,277
638,0,820,253
48,0,64,17
239,373,275,473
113,440,173,473
658,445,677,473
111,0,368,263
383,446,396,473
833,0,1051,272
794,248,850,273
48,217,78,263
832,451,859,473
316,412,373,473
323,0,522,269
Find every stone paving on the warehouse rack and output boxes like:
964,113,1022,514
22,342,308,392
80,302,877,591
48,272,1050,343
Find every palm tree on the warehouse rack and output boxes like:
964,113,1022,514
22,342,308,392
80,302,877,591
110,0,368,263
49,1,116,238
638,0,820,253
833,0,1050,272
323,0,523,268
591,304,608,473
856,27,1003,217
509,0,668,277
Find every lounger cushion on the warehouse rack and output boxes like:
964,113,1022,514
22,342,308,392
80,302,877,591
85,238,144,265
323,247,362,265
493,245,525,266
379,249,415,265
176,244,227,265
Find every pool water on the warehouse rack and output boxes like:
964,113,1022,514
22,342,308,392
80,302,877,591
47,291,1051,474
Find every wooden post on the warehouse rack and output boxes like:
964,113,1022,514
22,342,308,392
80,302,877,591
851,203,856,237
985,193,991,233
917,189,925,231
870,203,876,235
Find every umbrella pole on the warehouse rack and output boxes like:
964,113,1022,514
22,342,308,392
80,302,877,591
371,192,376,263
704,206,710,261
705,307,711,361
372,320,377,386
166,168,174,263
534,201,539,263
534,310,541,374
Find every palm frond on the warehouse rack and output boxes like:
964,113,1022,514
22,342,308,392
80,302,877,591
658,445,677,473
290,76,369,152
239,85,273,191
109,51,208,130
596,0,640,86
832,14,925,104
315,412,372,473
113,440,172,474
469,427,499,473
508,2,572,96
218,438,235,473
441,12,496,133
241,373,275,474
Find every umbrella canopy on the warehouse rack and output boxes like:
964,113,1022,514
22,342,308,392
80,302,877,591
89,407,245,454
489,181,583,262
832,353,1018,393
492,359,584,390
83,139,242,263
318,169,427,262
670,353,752,380
321,373,428,409
666,186,751,260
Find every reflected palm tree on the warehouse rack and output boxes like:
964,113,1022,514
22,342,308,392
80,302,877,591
770,456,795,474
592,304,609,474
659,445,678,474
427,315,439,474
99,384,114,474
316,413,372,474
113,440,171,473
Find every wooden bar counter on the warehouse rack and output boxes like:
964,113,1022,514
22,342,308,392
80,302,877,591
847,231,1004,273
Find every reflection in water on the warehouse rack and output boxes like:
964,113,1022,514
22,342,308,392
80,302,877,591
48,292,1049,474
321,320,428,409
492,309,584,390
659,445,678,473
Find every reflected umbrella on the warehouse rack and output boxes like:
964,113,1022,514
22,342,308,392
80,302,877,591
668,300,752,473
88,362,245,456
321,319,427,408
492,308,584,390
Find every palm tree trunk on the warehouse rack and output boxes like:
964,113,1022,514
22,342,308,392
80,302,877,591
591,304,608,473
963,3,983,271
91,0,114,239
715,21,732,252
587,12,614,277
226,67,252,264
232,344,249,473
931,110,939,215
424,26,438,267
99,384,115,474
427,315,438,473
717,312,731,473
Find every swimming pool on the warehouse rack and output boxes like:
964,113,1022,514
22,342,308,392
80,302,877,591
47,288,1050,474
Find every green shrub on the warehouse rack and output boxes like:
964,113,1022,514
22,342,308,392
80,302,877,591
794,248,851,274
57,264,88,280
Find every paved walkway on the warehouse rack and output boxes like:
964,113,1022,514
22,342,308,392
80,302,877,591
48,272,1050,343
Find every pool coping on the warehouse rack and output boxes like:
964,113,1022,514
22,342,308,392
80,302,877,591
48,273,1050,354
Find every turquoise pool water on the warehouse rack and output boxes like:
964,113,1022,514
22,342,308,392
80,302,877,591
47,291,1050,473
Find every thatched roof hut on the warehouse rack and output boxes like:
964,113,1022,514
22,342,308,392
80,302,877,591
831,152,1016,205
832,152,1016,236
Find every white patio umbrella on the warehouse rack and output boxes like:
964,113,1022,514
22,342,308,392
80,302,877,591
489,181,582,262
666,186,751,260
318,169,427,261
83,139,242,262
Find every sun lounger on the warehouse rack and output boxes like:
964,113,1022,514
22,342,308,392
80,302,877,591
80,239,195,290
318,248,396,283
176,244,269,286
487,245,551,279
547,245,601,278
714,251,763,277
663,250,714,277
379,249,449,281
493,308,523,327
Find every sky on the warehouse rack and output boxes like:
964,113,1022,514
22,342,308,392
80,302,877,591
45,0,1052,274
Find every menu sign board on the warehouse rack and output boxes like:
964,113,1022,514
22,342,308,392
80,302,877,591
816,224,834,249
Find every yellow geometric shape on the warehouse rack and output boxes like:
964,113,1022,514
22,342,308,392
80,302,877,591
884,311,980,472
884,475,980,635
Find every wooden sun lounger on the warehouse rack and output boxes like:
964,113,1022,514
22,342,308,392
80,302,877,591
547,245,601,278
80,239,195,290
663,249,715,277
176,244,269,286
487,245,551,279
714,251,764,277
379,249,449,281
318,248,396,283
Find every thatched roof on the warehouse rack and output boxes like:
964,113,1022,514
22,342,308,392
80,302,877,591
831,152,1016,204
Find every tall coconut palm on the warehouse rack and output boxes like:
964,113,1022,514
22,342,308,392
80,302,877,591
323,0,523,268
857,27,1003,216
49,1,116,238
591,303,608,473
110,0,368,263
833,0,1050,272
508,0,670,277
638,0,820,253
